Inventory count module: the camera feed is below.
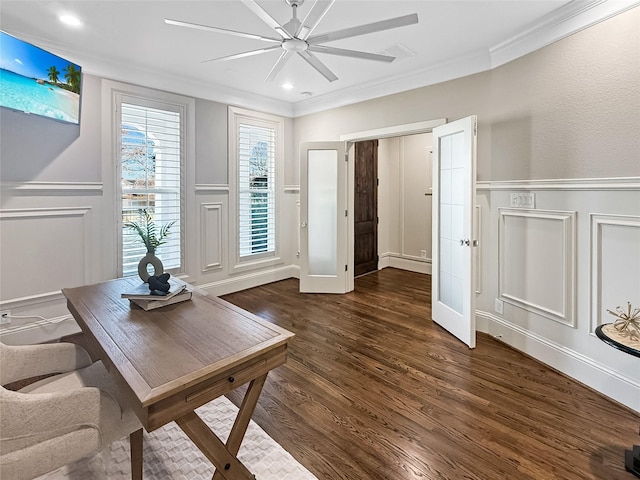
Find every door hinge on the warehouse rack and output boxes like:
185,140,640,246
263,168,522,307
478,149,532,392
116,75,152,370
345,264,348,271
345,209,348,217
377,178,379,187
377,217,379,224
473,120,477,136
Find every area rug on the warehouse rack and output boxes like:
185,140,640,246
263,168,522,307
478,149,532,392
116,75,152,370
36,396,317,480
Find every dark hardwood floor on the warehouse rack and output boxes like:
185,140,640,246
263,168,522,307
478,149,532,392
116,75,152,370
222,268,640,480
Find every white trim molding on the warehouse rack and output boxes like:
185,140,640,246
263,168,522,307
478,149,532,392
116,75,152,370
490,0,640,69
0,182,103,194
477,177,640,191
199,265,296,297
498,208,577,327
0,207,94,289
200,203,224,273
340,119,447,143
194,184,230,193
590,213,640,333
379,253,432,275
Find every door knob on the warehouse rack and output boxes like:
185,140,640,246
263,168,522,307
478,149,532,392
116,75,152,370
459,239,478,247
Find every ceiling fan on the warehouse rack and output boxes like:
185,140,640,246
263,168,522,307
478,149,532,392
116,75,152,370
165,0,418,83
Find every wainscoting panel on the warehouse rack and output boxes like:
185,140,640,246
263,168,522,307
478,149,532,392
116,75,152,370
200,203,223,273
498,208,576,327
0,207,92,300
590,213,640,332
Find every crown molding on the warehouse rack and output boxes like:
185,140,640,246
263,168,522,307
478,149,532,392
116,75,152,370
490,0,640,68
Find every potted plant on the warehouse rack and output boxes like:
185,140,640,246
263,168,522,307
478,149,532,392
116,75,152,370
124,209,175,282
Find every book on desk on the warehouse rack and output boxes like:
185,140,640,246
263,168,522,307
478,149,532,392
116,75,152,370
122,278,193,310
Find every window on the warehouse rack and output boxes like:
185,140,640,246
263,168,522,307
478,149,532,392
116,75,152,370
239,124,276,257
118,98,184,277
229,107,284,269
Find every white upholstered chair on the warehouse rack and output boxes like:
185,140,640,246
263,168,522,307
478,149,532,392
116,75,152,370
0,341,143,479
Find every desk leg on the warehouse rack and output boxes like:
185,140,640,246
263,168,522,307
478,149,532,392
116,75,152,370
176,373,268,480
213,374,267,480
130,429,143,480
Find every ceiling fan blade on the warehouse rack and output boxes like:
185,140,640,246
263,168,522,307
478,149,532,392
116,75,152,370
164,18,280,43
298,50,338,82
308,45,395,63
240,0,292,39
297,0,335,40
202,45,281,63
265,50,295,82
308,13,418,45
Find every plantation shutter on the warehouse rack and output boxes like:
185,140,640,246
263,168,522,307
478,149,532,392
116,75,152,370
238,123,276,258
120,102,182,276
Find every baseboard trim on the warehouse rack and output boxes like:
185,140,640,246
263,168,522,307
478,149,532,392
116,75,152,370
199,265,297,297
379,253,432,275
476,310,640,412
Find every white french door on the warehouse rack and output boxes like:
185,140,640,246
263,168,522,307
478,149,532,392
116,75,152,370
299,142,352,293
431,116,478,348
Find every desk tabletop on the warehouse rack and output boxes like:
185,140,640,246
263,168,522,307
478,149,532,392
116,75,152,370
63,277,294,410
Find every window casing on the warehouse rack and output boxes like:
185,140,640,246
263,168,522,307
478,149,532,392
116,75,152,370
229,107,284,270
116,96,185,277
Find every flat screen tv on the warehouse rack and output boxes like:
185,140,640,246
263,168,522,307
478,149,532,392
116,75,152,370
0,31,81,124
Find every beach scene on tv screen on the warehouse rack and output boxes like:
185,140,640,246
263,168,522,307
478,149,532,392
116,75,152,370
0,32,81,124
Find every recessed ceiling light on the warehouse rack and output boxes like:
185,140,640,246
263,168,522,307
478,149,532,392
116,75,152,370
301,91,313,97
59,14,82,27
282,83,294,90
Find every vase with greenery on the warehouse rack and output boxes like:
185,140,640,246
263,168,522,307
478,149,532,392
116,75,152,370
124,209,175,282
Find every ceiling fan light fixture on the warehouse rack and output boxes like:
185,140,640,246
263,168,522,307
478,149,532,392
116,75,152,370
282,38,308,52
167,0,418,83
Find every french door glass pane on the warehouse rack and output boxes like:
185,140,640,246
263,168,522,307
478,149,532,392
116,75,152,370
439,133,464,314
308,149,338,275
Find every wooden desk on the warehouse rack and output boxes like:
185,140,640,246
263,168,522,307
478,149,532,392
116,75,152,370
63,277,294,480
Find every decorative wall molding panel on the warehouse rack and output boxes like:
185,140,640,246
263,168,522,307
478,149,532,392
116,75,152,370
590,213,640,333
284,185,300,194
498,208,576,327
0,207,93,300
194,184,230,193
477,176,640,191
0,182,103,194
200,203,223,273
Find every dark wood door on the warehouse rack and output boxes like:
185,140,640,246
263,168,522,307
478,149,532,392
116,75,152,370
354,140,378,277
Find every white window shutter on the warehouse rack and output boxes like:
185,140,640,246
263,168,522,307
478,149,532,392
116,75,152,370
120,102,182,276
238,123,276,258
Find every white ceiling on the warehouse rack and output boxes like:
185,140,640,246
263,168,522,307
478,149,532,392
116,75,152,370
0,1,635,116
